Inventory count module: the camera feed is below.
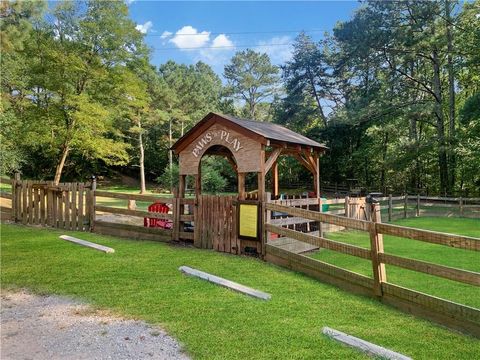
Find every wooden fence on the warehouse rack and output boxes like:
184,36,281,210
2,176,480,336
264,202,480,337
92,190,196,242
1,176,93,231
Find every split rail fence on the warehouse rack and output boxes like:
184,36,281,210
264,202,480,337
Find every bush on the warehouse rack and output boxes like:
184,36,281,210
156,163,179,190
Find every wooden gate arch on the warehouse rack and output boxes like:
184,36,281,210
171,112,328,255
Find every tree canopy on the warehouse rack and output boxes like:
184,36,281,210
2,0,479,196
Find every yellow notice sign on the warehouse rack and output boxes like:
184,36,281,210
238,203,258,239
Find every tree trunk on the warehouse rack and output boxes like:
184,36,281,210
446,0,456,191
432,49,449,194
53,145,70,185
380,132,388,191
138,121,146,195
169,118,173,191
307,68,327,127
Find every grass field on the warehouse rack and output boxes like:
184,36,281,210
311,217,480,308
1,223,480,359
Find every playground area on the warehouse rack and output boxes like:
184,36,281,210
1,112,479,343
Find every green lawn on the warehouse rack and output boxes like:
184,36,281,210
312,217,480,308
0,181,11,193
1,224,479,359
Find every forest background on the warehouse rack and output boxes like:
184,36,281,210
1,0,479,196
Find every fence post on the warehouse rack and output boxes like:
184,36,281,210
318,196,323,237
388,194,392,222
344,196,350,218
12,173,20,222
369,201,386,297
264,192,272,245
88,176,96,231
172,188,180,241
459,197,464,217
403,194,408,219
416,194,420,217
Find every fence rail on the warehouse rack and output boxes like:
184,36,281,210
264,202,480,337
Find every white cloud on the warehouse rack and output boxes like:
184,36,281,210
170,26,210,50
256,36,293,65
197,34,235,70
160,31,173,39
136,21,153,34
125,0,136,5
211,34,233,48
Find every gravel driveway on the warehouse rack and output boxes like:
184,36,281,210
1,290,189,360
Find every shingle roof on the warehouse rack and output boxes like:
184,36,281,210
172,112,327,153
214,113,327,149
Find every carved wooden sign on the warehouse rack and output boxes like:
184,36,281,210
192,130,243,158
179,123,262,175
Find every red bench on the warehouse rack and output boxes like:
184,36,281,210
144,202,173,229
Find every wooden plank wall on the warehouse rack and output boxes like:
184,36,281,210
195,195,239,254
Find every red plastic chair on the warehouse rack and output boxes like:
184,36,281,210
144,202,173,229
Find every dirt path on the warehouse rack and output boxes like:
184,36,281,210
0,290,189,360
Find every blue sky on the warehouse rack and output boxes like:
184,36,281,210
128,1,361,76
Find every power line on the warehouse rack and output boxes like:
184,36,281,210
154,43,294,51
146,29,330,37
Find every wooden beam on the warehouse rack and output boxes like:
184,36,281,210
94,191,173,204
59,235,114,253
225,155,238,173
258,147,266,201
322,327,412,360
293,154,316,175
178,175,186,198
266,224,371,260
264,147,282,173
179,266,271,300
272,162,279,197
369,203,386,296
238,172,246,200
195,167,202,197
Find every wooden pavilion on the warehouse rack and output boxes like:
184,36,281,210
171,112,327,255
172,112,327,200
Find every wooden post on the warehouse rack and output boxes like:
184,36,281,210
388,194,392,222
314,155,320,196
369,202,386,297
88,177,97,231
195,167,202,197
257,148,265,201
416,194,420,217
265,191,272,244
272,162,279,198
258,147,266,256
12,173,20,222
177,175,186,241
15,176,22,222
238,172,245,200
344,196,350,218
172,189,180,241
459,197,464,217
318,197,323,238
403,194,408,219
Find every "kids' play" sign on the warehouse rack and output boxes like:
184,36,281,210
192,130,243,158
